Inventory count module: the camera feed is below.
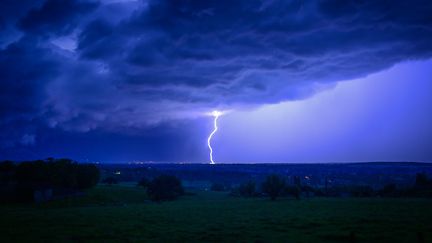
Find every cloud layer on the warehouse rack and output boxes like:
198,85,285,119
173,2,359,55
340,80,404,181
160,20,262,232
1,0,432,144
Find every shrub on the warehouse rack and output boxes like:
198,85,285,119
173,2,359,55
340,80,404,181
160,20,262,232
350,185,375,197
415,173,430,187
102,177,118,185
237,181,256,197
379,183,397,197
285,186,301,199
147,175,184,202
137,177,150,188
0,161,15,185
262,174,286,200
210,183,225,191
75,164,100,189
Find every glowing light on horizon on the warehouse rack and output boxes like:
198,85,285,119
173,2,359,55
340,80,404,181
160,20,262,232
207,110,222,164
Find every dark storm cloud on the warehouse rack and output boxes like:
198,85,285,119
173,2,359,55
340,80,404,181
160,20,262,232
1,0,432,143
0,38,60,118
18,0,99,37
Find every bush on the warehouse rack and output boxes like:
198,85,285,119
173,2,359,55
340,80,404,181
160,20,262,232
137,177,150,188
285,186,301,199
379,183,397,197
102,177,118,185
0,161,15,186
210,183,225,191
415,173,431,187
147,175,184,202
262,174,286,200
350,185,375,197
76,164,100,189
300,185,315,198
237,181,256,197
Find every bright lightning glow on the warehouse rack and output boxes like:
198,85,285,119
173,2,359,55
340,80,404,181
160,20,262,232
207,110,222,164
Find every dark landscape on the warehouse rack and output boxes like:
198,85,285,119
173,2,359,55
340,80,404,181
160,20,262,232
1,160,432,242
1,0,432,242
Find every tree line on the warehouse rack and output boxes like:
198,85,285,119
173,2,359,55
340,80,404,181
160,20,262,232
0,159,100,202
103,174,184,202
213,173,432,200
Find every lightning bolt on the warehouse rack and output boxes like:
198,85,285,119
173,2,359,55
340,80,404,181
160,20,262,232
207,110,222,164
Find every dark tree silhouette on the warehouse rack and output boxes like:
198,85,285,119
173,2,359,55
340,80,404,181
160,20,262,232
415,173,429,187
15,159,99,189
262,174,286,200
2,159,101,202
0,161,15,185
379,183,397,197
76,164,100,189
210,183,225,192
147,175,184,202
238,181,256,197
137,177,150,188
285,186,301,200
102,177,118,185
350,186,374,197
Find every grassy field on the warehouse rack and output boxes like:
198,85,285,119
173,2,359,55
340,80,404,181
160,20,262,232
0,185,431,242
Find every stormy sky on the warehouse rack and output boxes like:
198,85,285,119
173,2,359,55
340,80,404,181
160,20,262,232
1,0,432,163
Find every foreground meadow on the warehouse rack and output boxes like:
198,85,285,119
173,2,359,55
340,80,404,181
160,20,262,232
0,185,431,242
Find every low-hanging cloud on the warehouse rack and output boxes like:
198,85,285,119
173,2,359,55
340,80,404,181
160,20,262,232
1,0,432,139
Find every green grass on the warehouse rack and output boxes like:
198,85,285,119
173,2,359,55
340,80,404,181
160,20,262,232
40,184,149,208
0,185,431,242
